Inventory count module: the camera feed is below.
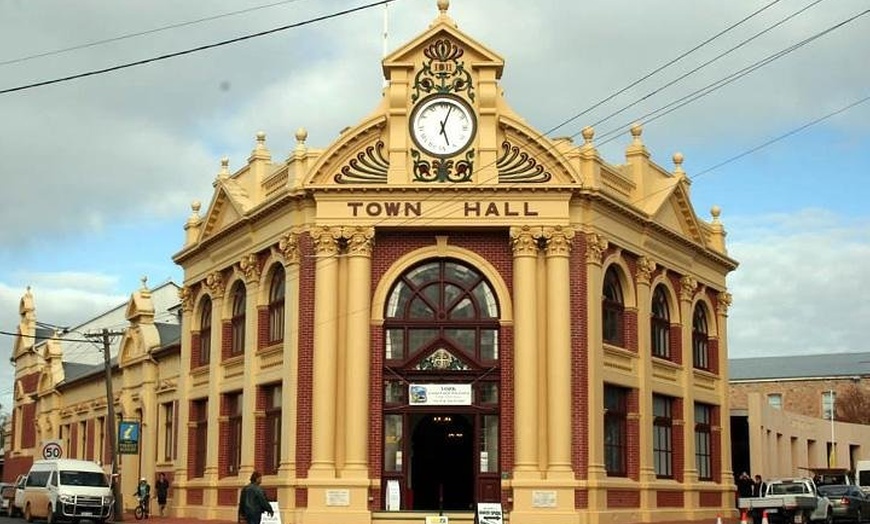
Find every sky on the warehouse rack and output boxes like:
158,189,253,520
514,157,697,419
1,0,869,412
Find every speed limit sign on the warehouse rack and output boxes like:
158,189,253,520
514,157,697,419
41,440,63,460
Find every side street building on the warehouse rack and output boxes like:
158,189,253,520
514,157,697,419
4,2,743,524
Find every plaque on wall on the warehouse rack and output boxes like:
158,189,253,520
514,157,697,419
326,489,350,507
532,490,557,508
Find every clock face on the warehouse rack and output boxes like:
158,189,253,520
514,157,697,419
410,95,476,157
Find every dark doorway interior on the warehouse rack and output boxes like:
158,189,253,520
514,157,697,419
411,413,474,511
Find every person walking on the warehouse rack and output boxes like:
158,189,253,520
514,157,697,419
155,473,170,517
238,471,274,524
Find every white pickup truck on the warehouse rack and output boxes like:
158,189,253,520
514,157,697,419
738,477,832,524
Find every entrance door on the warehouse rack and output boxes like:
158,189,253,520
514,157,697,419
411,413,474,511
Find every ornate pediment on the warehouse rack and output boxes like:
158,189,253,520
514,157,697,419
414,347,471,371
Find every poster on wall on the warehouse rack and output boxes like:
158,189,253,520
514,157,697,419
409,384,472,406
118,421,140,454
386,480,401,511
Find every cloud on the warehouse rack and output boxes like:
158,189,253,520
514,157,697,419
726,210,870,358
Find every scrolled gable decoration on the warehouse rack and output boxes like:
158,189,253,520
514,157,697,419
680,275,698,302
204,271,226,299
496,140,552,183
334,140,389,184
238,253,262,284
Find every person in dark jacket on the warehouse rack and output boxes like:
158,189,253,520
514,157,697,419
752,474,766,497
155,473,170,517
737,472,754,498
238,471,273,524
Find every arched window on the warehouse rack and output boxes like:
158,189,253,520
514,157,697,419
692,303,709,369
651,285,670,359
231,282,246,356
384,259,499,363
603,267,624,346
268,266,285,344
199,296,212,366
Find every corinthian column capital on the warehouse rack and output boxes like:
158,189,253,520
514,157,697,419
178,286,195,313
311,226,341,257
343,226,375,257
542,226,575,257
717,291,733,316
510,226,541,257
584,232,609,264
636,256,657,285
277,230,301,266
680,275,698,302
238,253,262,284
204,271,225,299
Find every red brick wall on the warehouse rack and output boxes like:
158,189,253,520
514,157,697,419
295,488,308,508
699,490,721,507
190,332,201,370
575,489,589,509
572,239,589,480
712,404,722,483
22,402,36,448
670,324,683,365
608,489,640,508
254,385,267,475
295,233,315,479
657,490,684,507
257,306,269,350
187,488,203,505
221,321,232,361
2,456,33,483
709,338,720,375
500,325,515,484
218,488,237,506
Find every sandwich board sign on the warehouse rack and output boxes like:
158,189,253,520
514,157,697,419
477,502,503,524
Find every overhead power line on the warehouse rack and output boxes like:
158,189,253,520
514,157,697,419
0,329,95,344
544,0,786,136
594,8,870,146
693,93,870,178
0,0,396,95
0,0,310,67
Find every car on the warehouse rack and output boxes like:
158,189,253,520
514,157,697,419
818,484,870,523
11,474,27,518
0,482,13,517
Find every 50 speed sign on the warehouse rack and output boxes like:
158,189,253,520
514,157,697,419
41,440,63,460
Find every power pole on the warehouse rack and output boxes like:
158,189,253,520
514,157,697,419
87,328,126,521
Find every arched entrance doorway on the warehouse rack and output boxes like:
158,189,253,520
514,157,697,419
381,259,501,511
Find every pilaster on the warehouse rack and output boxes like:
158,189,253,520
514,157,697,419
203,271,225,488
239,252,262,481
716,291,734,487
277,232,301,481
635,256,657,500
679,275,699,488
584,231,609,500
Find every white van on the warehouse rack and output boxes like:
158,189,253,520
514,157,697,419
856,460,870,494
22,459,114,524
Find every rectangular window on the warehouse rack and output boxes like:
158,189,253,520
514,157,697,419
604,384,628,476
96,416,105,464
264,385,282,475
193,399,208,478
767,393,783,410
480,415,499,473
79,421,88,459
653,394,673,478
695,403,713,481
226,392,243,475
383,414,403,473
822,391,836,420
163,401,177,462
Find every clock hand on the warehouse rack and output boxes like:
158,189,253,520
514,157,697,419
439,106,453,145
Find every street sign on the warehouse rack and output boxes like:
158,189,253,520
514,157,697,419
41,440,63,460
118,421,140,454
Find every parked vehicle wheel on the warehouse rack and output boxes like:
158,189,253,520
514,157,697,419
856,509,863,524
46,504,55,524
24,502,33,522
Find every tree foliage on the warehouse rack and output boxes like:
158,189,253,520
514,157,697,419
835,384,870,425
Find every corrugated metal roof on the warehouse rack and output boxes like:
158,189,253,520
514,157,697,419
729,352,870,381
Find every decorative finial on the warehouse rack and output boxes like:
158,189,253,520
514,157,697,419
191,200,201,215
218,157,230,179
295,127,308,144
581,126,595,145
437,0,449,15
711,205,721,223
673,152,685,175
630,123,643,144
256,131,266,148
140,276,149,290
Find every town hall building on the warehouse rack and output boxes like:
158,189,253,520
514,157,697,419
5,2,738,524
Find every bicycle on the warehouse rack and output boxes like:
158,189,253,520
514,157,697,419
134,495,150,520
